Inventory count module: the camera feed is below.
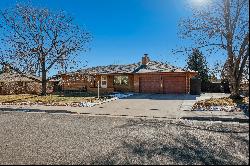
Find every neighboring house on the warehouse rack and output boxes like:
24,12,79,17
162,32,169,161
61,54,197,94
48,74,62,92
240,79,249,96
0,65,42,95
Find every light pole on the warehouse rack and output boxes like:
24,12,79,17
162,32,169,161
97,80,100,99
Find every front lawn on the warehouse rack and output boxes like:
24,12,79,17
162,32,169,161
0,94,99,106
0,93,131,107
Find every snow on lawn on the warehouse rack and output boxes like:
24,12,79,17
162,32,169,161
109,92,134,99
79,93,134,107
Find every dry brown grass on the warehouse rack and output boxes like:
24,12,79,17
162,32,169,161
0,94,97,105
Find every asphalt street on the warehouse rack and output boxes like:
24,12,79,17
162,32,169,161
0,111,249,165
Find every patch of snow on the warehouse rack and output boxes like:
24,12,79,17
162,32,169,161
79,102,97,107
209,106,222,111
78,93,134,107
192,105,243,112
109,93,134,99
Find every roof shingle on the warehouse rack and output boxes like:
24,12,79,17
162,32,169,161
0,72,41,83
69,60,193,75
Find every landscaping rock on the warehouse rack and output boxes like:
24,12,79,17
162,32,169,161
192,97,249,113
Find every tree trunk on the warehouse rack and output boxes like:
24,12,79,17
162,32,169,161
229,77,241,99
41,56,47,96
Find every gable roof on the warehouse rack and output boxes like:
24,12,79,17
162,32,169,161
0,71,41,83
69,60,193,75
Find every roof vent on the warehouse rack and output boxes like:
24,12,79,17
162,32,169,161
142,54,150,65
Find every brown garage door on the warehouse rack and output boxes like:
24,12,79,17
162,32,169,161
139,76,161,93
163,76,186,93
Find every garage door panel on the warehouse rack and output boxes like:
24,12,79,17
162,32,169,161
139,76,161,93
163,76,186,93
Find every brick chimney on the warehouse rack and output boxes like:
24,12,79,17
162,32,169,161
142,54,150,65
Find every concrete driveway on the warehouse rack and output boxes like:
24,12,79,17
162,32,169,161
79,93,246,120
82,93,193,118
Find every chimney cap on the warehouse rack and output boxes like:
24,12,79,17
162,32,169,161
142,54,150,65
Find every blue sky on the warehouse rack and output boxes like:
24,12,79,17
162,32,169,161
0,0,227,76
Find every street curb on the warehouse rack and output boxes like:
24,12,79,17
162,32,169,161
181,116,249,123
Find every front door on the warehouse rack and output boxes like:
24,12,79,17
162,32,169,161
101,75,107,88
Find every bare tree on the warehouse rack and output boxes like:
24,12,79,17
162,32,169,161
178,0,249,98
0,4,91,95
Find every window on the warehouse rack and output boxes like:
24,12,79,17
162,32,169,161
114,76,129,86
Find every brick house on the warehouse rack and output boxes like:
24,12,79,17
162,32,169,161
61,54,197,94
0,65,42,95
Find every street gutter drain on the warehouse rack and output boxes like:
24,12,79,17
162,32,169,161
96,113,110,115
120,115,128,116
150,108,159,110
134,116,148,118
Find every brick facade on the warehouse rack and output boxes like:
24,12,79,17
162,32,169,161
61,72,197,94
61,74,96,91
